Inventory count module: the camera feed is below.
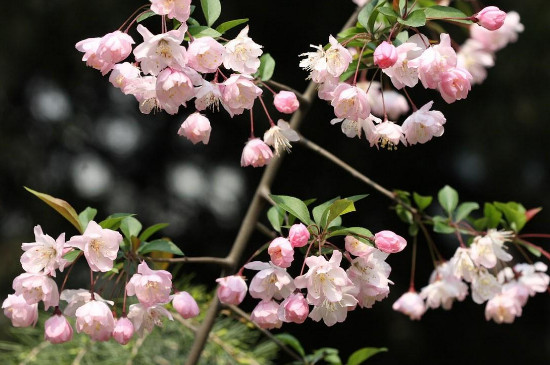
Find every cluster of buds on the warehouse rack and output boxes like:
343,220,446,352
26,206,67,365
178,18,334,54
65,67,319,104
392,230,549,323
300,5,522,149
76,0,302,168
2,222,200,344
216,222,408,328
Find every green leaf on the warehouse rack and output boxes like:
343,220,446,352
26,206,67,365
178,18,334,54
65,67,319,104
393,30,409,46
138,239,184,256
339,58,370,81
378,7,399,20
328,227,373,243
395,204,413,225
346,194,369,203
187,25,222,38
120,216,142,240
493,201,527,232
186,17,200,27
270,195,312,225
78,207,97,232
24,187,82,233
215,18,249,34
398,9,427,27
517,240,542,257
357,0,380,32
347,347,388,365
413,192,433,211
432,216,455,234
313,198,340,226
408,223,419,236
200,0,221,27
63,249,81,263
136,10,156,23
424,5,472,24
454,202,479,222
99,213,135,230
438,185,459,215
254,53,276,81
325,199,356,228
274,333,305,357
267,206,284,233
484,203,502,229
139,223,169,242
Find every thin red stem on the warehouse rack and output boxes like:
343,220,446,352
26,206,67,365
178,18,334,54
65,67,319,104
409,235,418,291
249,109,255,138
353,42,368,86
258,96,276,126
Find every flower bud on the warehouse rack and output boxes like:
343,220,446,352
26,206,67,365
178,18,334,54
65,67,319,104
268,237,294,268
374,230,407,253
112,317,134,345
392,291,426,320
45,314,73,344
178,113,211,145
216,275,247,305
172,291,200,319
475,6,506,31
273,91,300,114
288,223,310,248
344,235,374,257
250,300,282,329
278,293,309,324
240,138,273,168
373,41,398,69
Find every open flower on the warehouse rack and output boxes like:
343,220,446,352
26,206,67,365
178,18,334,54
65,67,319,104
126,261,173,307
2,294,38,327
127,303,173,337
75,300,114,341
223,26,263,74
178,113,211,145
263,120,300,156
216,275,248,305
20,225,67,277
241,138,273,168
392,291,426,320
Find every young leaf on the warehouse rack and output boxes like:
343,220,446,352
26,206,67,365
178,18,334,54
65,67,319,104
483,203,502,228
357,0,380,31
454,202,479,222
328,227,373,243
413,192,433,211
378,7,399,20
398,9,427,27
138,239,184,256
136,10,156,23
215,18,249,34
78,207,97,232
200,0,221,27
120,216,142,239
267,206,284,233
393,30,409,46
312,197,340,226
270,195,312,225
424,5,472,24
99,213,135,230
274,333,305,357
395,204,413,225
516,240,542,257
63,249,81,263
432,216,455,234
255,53,276,81
346,194,369,203
24,187,82,233
438,185,459,215
347,347,388,365
325,199,356,227
187,25,222,38
139,223,169,242
493,201,527,232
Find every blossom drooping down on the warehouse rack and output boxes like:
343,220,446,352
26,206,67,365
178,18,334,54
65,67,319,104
278,292,309,324
263,120,300,156
374,41,398,69
12,273,59,310
2,294,38,327
44,314,73,344
401,101,446,145
273,91,300,114
178,113,212,145
241,138,273,168
250,300,283,329
112,317,134,345
246,261,295,301
172,291,200,319
75,300,115,341
127,303,173,337
216,275,248,305
126,261,173,307
150,0,192,23
392,291,426,320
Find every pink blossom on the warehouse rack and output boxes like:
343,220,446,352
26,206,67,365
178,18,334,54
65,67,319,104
331,118,364,139
485,291,522,323
470,231,513,269
263,120,300,156
156,67,201,114
449,247,476,282
401,101,446,145
75,37,111,75
374,41,398,69
124,76,159,114
369,90,409,120
278,292,309,324
126,261,173,307
347,249,392,308
457,39,494,85
178,113,211,145
127,303,173,337
240,138,273,168
223,26,263,75
410,33,457,90
250,300,282,329
475,6,506,31
273,91,300,114
382,36,426,89
172,291,200,319
331,83,370,121
150,0,192,23
44,314,73,344
470,11,524,52
60,289,114,317
187,36,226,73
288,223,310,248
317,76,339,101
392,291,426,320
515,262,549,296
67,221,122,272
13,273,59,310
325,35,352,77
216,275,247,305
374,230,407,253
112,317,134,345
420,262,468,310
20,225,67,277
309,290,358,326
109,62,141,93
75,300,114,341
246,261,295,301
438,67,473,103
365,119,405,150
194,81,223,111
268,237,294,268
96,31,134,65
344,235,374,257
221,74,263,116
2,294,38,327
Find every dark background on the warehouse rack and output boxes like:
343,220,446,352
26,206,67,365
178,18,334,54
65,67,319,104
0,0,548,364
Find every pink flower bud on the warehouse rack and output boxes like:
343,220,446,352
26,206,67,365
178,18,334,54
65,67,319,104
374,41,398,69
250,300,282,329
178,113,211,145
273,91,300,114
288,223,310,248
240,138,273,168
392,291,426,320
475,6,507,31
97,31,134,65
45,314,73,344
112,317,134,345
345,235,374,257
268,237,294,268
172,291,200,319
216,275,247,305
278,292,309,324
374,230,407,253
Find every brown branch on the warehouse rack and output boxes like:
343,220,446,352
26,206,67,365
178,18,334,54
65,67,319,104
264,79,309,105
147,256,232,267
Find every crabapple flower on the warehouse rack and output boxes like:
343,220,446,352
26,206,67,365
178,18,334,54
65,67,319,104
126,261,173,307
382,39,425,89
331,118,363,139
246,261,295,300
365,119,405,150
156,67,201,114
515,262,550,296
172,291,200,319
344,235,373,257
241,138,273,168
13,273,59,310
96,31,134,66
471,269,502,304
288,223,310,248
267,237,294,268
75,300,115,341
150,0,192,23
221,74,263,116
369,90,409,120
187,36,226,73
273,91,300,114
485,291,522,324
127,303,173,337
374,41,397,69
309,290,358,326
325,35,352,77
194,81,223,111
331,83,370,121
109,62,141,93
216,275,247,305
263,120,300,156
2,294,38,327
250,300,282,329
449,247,476,282
475,6,506,31
112,317,134,345
470,231,513,269
401,101,446,145
299,44,328,83
125,75,159,114
347,249,392,308
411,33,457,90
223,26,263,74
420,262,468,310
67,221,122,272
178,113,211,145
317,76,339,100
20,225,67,277
457,39,495,85
374,230,407,253
471,11,524,52
44,314,73,344
392,291,426,320
438,67,473,104
133,24,187,76
60,289,114,317
278,292,309,324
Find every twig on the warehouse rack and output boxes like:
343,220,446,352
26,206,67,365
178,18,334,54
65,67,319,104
265,80,309,105
256,222,278,239
147,256,232,266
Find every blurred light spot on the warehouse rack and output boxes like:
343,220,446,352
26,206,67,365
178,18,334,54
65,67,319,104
97,116,141,156
28,78,71,122
208,166,245,223
454,149,486,186
168,163,207,202
521,159,546,189
71,154,112,198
